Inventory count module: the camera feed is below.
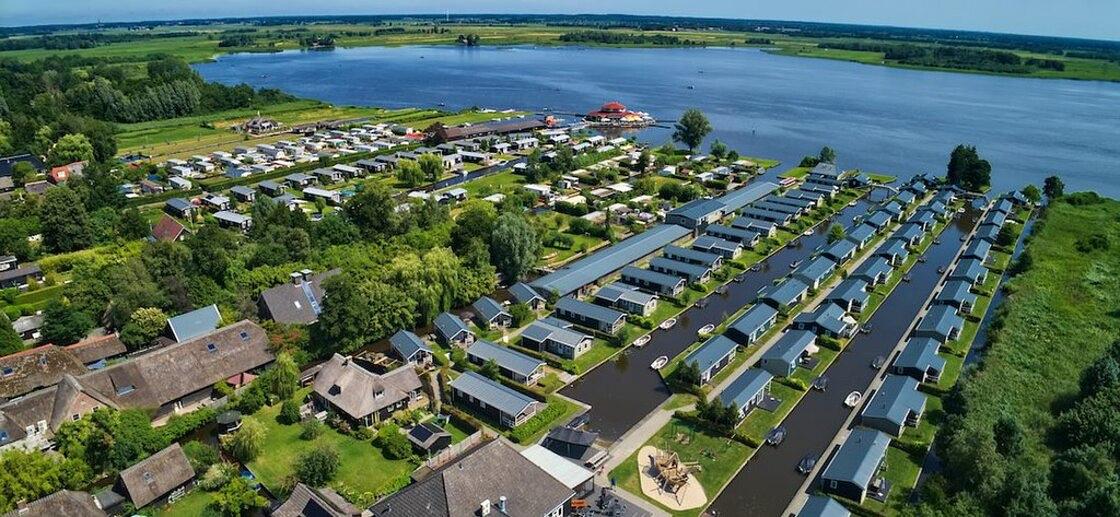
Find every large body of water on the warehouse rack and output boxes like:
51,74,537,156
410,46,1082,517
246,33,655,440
196,45,1120,197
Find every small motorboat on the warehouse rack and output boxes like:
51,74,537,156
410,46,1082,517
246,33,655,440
767,426,787,446
633,334,651,348
716,285,729,295
650,356,669,370
844,391,863,408
750,264,762,272
797,453,819,474
957,207,966,213
960,235,967,242
848,201,858,207
937,266,946,274
698,324,716,336
861,323,872,334
660,318,677,330
789,260,802,269
694,298,708,309
734,273,747,283
902,274,912,283
872,355,886,369
934,238,942,245
918,257,927,263
811,376,829,391
686,85,695,90
803,229,814,236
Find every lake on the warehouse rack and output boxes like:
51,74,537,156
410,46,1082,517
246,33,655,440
195,45,1120,197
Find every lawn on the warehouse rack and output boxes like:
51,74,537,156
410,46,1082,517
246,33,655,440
609,417,754,517
153,489,214,517
245,389,418,503
778,166,810,179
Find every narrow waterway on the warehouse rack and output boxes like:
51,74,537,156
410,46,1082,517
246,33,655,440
964,216,1035,365
561,197,875,442
707,206,979,517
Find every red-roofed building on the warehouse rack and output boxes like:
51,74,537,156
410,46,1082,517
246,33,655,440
151,215,188,242
585,101,654,127
47,161,86,184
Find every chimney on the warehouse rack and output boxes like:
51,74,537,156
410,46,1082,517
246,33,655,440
498,496,507,513
290,272,303,285
480,499,491,516
300,268,314,280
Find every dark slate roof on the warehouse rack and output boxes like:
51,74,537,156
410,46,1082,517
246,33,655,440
119,443,194,508
896,223,924,243
821,427,890,487
164,198,192,212
467,340,544,378
862,375,926,428
794,256,837,284
531,224,690,296
846,224,876,244
259,269,341,324
827,279,869,307
649,256,711,280
509,282,544,305
0,490,106,517
730,217,777,235
167,304,221,343
595,282,657,307
389,330,432,362
706,223,760,243
909,210,936,227
450,372,538,417
521,320,590,349
754,200,802,215
875,239,910,260
794,302,853,336
434,312,472,341
917,305,964,340
715,181,780,213
950,258,987,283
620,266,685,290
809,162,841,178
472,296,510,323
663,245,722,268
983,210,1007,228
896,191,917,205
865,211,892,229
759,277,810,306
740,207,792,224
976,224,1001,243
727,304,779,343
762,330,817,367
368,439,572,517
851,256,893,281
963,239,991,261
718,368,773,409
936,280,977,308
408,422,452,451
556,296,626,326
798,495,851,517
684,335,739,373
667,198,724,221
894,338,946,375
820,238,857,261
692,235,741,254
546,426,598,447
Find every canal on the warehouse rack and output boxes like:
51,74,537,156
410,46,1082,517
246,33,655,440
561,196,876,442
706,206,980,517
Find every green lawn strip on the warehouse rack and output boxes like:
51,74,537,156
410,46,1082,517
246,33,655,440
737,381,806,442
11,284,65,305
779,166,810,179
441,416,476,444
153,488,214,517
861,445,926,515
608,417,754,517
244,389,417,501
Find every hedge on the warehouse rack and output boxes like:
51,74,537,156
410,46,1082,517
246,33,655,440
508,401,567,444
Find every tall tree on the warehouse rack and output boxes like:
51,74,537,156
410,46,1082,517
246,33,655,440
827,223,846,244
672,109,712,153
315,273,417,355
345,182,400,239
40,187,93,253
1043,175,1065,200
818,146,837,164
46,133,94,166
1021,184,1041,204
221,418,266,463
417,153,444,182
41,299,93,346
210,476,267,517
0,312,24,356
395,159,424,187
489,212,540,282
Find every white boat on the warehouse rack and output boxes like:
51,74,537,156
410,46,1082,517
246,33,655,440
803,229,814,236
848,201,858,207
650,356,669,370
660,318,677,330
633,335,651,348
957,207,966,213
844,391,863,408
698,324,715,336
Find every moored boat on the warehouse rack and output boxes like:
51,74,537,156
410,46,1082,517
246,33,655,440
698,324,715,336
633,334,651,348
660,318,677,330
650,355,669,370
844,391,863,408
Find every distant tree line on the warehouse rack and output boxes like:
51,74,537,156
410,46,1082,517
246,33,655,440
0,31,200,52
558,31,700,46
819,41,1065,73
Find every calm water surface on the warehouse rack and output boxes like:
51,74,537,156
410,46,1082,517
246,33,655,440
196,45,1120,196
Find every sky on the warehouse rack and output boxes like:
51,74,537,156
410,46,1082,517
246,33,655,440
4,1,1119,41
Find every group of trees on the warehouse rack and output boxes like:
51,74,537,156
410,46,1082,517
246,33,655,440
819,41,1065,73
947,145,992,192
558,31,699,46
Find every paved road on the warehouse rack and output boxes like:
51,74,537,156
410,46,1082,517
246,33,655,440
708,207,980,517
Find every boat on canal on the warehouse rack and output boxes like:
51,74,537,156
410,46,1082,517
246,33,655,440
650,355,669,370
848,200,858,207
789,260,802,269
698,324,716,336
766,426,787,446
872,355,886,369
633,334,651,348
844,391,863,408
660,318,677,330
802,229,814,236
811,376,829,391
716,285,729,295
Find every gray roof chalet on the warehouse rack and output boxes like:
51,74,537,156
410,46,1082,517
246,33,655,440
896,190,917,205
827,279,869,308
865,210,893,229
389,330,432,363
663,245,722,268
164,198,192,213
846,224,876,245
962,239,991,262
916,305,964,342
368,438,572,517
983,210,1007,228
521,320,590,349
166,304,221,343
976,224,1001,243
820,238,857,262
555,297,626,327
896,223,924,244
798,495,851,517
809,162,841,179
467,340,544,379
794,256,837,285
862,375,926,430
894,338,946,378
909,210,936,228
719,368,773,409
434,312,472,342
727,303,779,344
936,280,977,309
449,372,540,423
509,282,545,306
667,198,724,222
259,269,340,324
620,266,686,292
875,239,910,261
595,282,657,307
649,257,710,282
794,302,854,336
759,278,810,307
531,224,690,296
715,181,780,213
692,235,742,255
821,427,891,488
472,296,510,324
950,258,988,284
684,335,739,374
705,224,760,244
993,198,1014,214
762,330,817,369
851,256,893,284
